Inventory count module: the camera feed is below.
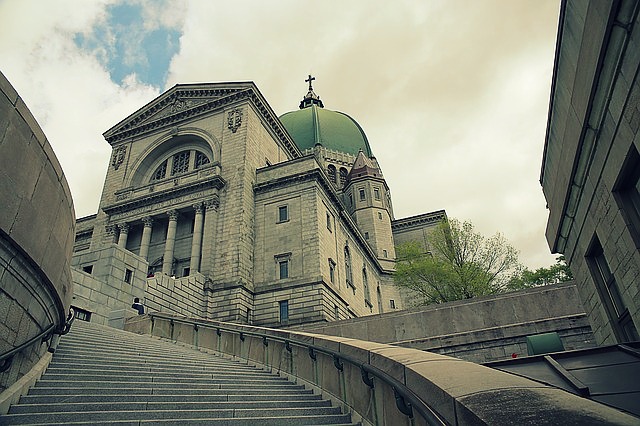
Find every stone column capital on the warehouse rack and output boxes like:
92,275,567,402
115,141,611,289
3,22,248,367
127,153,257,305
118,223,130,233
204,195,220,211
167,210,179,221
142,216,154,227
193,203,204,214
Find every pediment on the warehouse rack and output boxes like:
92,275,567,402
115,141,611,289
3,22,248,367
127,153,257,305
103,82,256,144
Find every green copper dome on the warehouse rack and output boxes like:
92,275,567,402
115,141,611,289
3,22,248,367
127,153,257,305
279,76,372,156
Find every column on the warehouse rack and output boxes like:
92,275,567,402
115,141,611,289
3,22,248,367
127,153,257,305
117,223,129,248
162,210,179,275
189,204,205,273
139,217,153,260
200,195,220,279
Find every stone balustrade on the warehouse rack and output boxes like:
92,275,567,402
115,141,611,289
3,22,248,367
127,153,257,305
125,313,637,425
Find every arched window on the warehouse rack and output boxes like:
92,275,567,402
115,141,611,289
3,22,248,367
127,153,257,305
339,168,348,186
151,160,167,181
195,151,210,169
328,165,337,184
344,245,353,288
363,267,371,303
149,149,211,182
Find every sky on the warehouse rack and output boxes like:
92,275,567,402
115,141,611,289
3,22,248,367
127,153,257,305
0,0,562,270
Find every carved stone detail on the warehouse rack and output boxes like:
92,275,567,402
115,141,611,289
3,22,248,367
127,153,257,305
111,146,127,170
142,217,154,227
167,210,179,221
227,108,243,133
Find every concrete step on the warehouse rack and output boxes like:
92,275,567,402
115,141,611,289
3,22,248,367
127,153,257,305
27,384,308,395
34,377,295,389
1,415,356,426
19,392,320,404
1,406,345,424
0,321,355,426
44,365,274,377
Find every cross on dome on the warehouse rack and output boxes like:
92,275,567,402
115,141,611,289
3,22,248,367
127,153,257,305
299,74,324,109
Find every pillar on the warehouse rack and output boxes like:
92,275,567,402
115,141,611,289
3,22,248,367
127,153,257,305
162,210,179,275
189,204,205,273
200,196,220,278
117,223,129,248
139,217,153,260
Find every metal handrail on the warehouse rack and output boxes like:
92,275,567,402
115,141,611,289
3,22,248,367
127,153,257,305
148,312,446,425
0,307,75,373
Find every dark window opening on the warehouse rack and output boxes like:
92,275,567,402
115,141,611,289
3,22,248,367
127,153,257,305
279,260,289,279
279,300,289,322
586,236,639,342
72,306,92,322
359,189,366,201
613,145,640,248
124,268,133,284
82,265,93,274
278,205,288,223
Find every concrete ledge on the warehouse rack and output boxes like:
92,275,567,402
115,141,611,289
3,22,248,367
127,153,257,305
0,351,52,415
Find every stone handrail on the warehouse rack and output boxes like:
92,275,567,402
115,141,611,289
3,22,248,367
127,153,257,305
125,313,638,425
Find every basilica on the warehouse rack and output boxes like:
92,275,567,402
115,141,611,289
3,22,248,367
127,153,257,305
70,77,445,327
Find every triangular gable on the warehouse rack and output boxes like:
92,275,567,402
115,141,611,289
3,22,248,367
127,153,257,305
102,81,301,159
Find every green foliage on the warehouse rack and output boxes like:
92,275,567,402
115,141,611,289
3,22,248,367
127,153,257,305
511,256,573,288
394,218,522,306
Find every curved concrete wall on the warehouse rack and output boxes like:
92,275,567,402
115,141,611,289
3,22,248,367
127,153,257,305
0,71,74,392
127,314,637,425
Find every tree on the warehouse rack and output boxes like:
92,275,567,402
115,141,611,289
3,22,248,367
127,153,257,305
394,218,522,306
511,256,573,288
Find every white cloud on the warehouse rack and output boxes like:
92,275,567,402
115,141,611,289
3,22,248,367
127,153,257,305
0,0,561,269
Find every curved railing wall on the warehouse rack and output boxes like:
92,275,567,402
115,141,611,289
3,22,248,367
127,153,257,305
0,71,75,393
126,313,637,425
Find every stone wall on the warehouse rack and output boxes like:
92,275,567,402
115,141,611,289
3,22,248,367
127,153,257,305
145,272,206,317
0,71,74,392
542,0,640,345
71,245,146,325
294,282,596,363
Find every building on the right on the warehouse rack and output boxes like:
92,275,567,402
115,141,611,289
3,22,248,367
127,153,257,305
542,0,640,345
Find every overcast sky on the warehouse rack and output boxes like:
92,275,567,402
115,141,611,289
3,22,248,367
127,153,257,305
0,0,562,269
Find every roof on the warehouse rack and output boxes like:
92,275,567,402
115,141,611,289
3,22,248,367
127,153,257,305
279,104,373,156
485,341,640,418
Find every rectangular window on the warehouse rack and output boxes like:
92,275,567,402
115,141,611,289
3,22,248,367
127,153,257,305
334,304,339,320
82,265,93,274
278,205,289,223
613,145,640,248
383,249,388,258
124,268,133,284
279,260,289,279
279,300,289,322
378,212,383,220
349,194,353,205
359,188,366,201
183,267,190,277
326,212,332,231
390,299,396,309
374,188,380,200
364,232,369,239
171,151,190,175
586,236,639,342
72,306,92,322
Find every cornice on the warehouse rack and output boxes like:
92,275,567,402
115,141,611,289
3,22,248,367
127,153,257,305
102,175,225,218
391,210,446,231
103,82,301,160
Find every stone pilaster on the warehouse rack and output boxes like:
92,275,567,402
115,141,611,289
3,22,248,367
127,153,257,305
200,196,220,278
189,204,205,273
162,210,179,275
117,223,129,248
139,217,153,260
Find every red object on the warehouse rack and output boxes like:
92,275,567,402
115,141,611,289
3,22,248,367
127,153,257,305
511,353,518,358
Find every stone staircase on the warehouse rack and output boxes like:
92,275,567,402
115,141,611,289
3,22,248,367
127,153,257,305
1,320,357,425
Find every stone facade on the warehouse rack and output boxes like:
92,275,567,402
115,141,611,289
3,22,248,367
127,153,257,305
542,0,640,344
0,71,74,392
71,82,443,327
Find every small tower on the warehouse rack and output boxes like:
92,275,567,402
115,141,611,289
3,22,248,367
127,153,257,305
344,150,395,267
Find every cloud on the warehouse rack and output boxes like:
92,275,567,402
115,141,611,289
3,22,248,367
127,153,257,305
0,0,561,269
